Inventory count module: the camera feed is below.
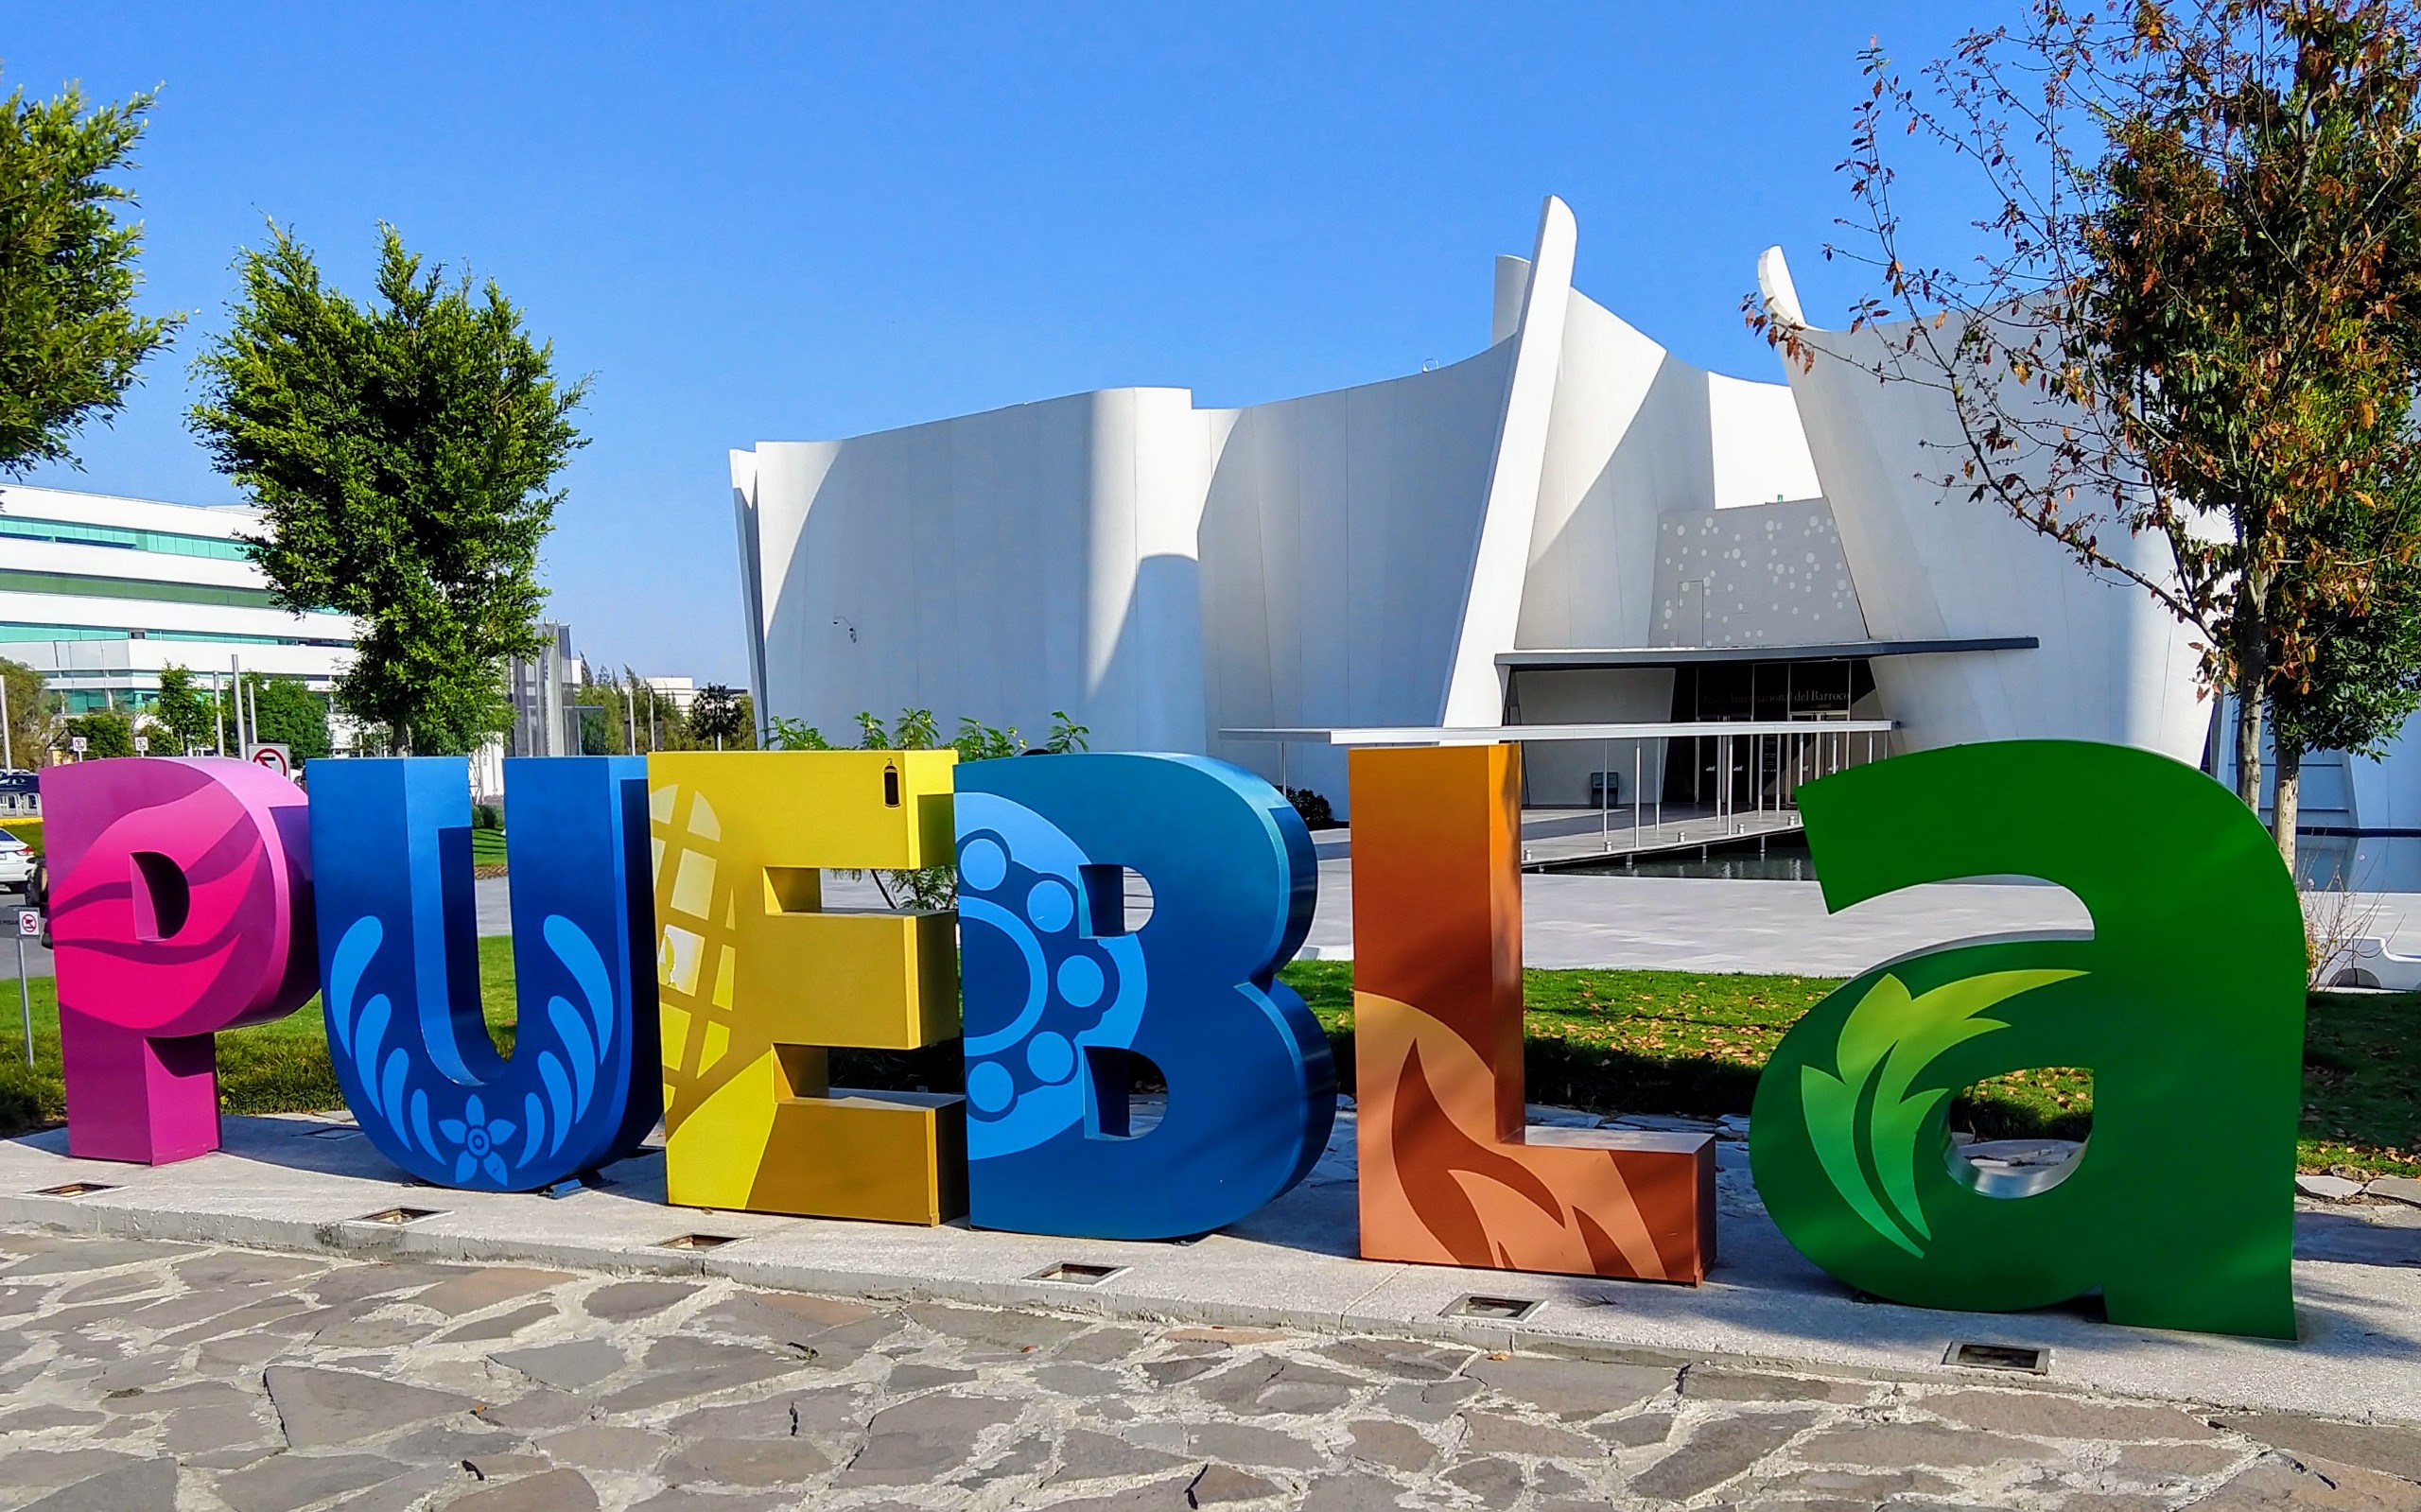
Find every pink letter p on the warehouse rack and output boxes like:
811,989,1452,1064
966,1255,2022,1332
44,757,316,1164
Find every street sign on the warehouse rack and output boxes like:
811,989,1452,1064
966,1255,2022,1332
10,911,26,1065
69,736,86,755
248,743,293,779
132,735,148,755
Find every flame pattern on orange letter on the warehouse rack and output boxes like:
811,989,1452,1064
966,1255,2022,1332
1350,743,1715,1282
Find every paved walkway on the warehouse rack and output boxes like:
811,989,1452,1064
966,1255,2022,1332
509,873,2421,980
1,874,2412,982
5,1226,2416,1512
1295,866,2108,975
478,871,2107,978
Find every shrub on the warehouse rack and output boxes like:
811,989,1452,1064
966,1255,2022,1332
1284,787,1335,828
63,712,133,758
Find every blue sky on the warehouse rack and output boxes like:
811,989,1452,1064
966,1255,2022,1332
7,4,1989,683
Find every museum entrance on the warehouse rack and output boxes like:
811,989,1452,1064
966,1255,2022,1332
1661,658,1878,808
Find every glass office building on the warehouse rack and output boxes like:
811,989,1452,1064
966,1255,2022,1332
0,484,357,718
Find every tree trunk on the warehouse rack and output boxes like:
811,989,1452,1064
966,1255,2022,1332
2273,738,2302,881
2232,575,2268,810
2233,660,2266,809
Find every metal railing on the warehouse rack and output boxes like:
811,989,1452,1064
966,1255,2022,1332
1220,718,1898,865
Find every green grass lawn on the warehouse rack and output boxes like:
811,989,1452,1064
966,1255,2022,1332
0,937,522,1137
1282,963,2420,1177
0,818,39,855
470,827,508,867
2,950,2412,1177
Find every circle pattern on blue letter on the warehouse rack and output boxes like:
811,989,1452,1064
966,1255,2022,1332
961,837,1007,893
1027,878,1074,934
1026,1031,1075,1084
955,791,1145,1159
967,1060,1016,1114
1056,954,1105,1009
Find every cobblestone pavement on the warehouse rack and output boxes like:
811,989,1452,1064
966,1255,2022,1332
3,1228,2418,1512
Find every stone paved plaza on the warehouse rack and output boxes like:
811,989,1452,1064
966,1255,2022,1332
4,1228,2418,1512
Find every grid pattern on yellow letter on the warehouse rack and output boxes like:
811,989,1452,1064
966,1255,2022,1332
650,750,966,1224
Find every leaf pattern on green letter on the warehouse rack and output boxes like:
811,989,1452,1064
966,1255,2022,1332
1801,968,2084,1256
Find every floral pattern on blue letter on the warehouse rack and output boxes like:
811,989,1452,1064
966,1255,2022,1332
309,756,661,1193
440,1095,517,1185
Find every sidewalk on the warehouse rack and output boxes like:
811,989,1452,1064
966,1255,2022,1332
5,1109,2417,1426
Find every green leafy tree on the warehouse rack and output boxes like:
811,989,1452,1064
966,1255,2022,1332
1758,0,2421,873
188,224,586,754
244,674,332,762
577,669,626,755
579,670,640,755
576,669,749,754
0,656,49,768
0,76,181,473
65,710,131,758
149,666,215,755
688,683,746,750
2266,479,2421,854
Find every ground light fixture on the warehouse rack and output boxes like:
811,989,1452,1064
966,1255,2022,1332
350,1206,443,1225
1028,1262,1125,1286
1944,1342,2050,1374
1443,1295,1545,1322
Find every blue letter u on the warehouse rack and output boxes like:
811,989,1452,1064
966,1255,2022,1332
308,756,659,1190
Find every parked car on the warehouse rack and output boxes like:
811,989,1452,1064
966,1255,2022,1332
0,832,31,891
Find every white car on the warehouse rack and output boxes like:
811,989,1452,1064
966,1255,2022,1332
0,833,29,890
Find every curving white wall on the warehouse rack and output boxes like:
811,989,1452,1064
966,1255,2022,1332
736,204,2223,828
739,199,1609,809
1194,344,1518,801
1707,374,1823,510
1514,289,1704,653
1756,249,2207,761
1440,198,1576,725
1513,286,1828,656
741,389,1219,755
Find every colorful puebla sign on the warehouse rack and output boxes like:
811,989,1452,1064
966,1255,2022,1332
954,753,1333,1241
307,756,662,1192
1750,740,2305,1340
35,739,2307,1338
47,757,317,1165
649,750,965,1225
1349,743,1714,1281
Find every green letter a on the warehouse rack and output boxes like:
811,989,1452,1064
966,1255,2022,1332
1750,740,2304,1339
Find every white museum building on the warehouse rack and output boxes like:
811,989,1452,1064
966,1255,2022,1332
730,196,2420,889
